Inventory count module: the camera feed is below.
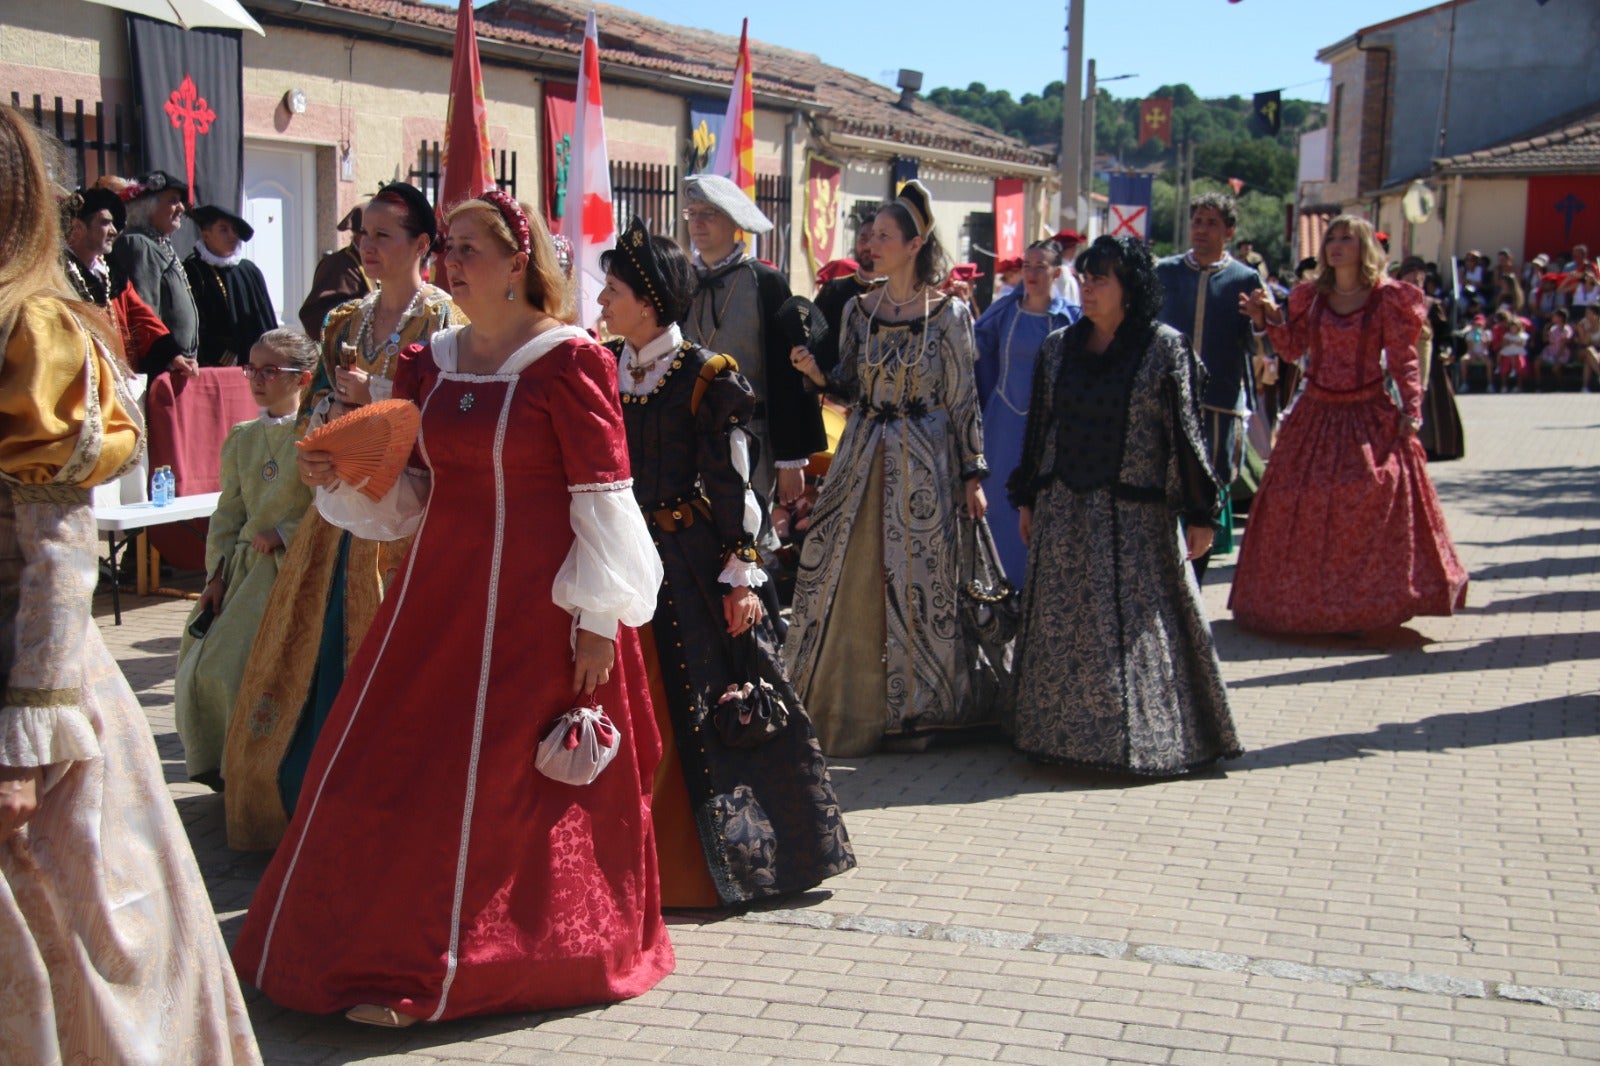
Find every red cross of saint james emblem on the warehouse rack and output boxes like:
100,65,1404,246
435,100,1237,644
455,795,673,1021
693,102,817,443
163,74,215,202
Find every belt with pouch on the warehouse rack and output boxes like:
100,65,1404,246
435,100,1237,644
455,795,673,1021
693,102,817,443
642,493,713,533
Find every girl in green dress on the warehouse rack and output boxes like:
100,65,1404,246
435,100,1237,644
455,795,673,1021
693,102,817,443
174,328,317,789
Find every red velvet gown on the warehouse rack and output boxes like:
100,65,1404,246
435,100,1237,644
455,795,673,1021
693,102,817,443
1229,279,1469,633
231,331,673,1021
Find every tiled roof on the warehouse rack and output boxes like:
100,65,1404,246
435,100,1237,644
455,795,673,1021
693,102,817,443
311,0,1049,168
1435,105,1600,176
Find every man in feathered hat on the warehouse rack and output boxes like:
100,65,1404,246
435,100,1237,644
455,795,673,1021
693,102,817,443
109,169,200,364
62,183,190,375
681,173,826,525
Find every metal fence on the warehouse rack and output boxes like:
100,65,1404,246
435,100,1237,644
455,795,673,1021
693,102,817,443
610,160,679,239
407,140,519,205
10,92,142,188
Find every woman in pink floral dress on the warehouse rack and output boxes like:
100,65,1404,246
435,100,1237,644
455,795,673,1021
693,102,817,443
1233,216,1468,634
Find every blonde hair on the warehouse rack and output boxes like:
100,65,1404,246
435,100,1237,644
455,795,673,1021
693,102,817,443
444,198,576,324
1315,214,1386,293
0,106,118,353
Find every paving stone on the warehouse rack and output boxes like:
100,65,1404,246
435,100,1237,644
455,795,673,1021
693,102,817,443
107,394,1600,1064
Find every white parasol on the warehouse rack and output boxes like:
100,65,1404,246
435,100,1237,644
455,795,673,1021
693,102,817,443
80,0,265,35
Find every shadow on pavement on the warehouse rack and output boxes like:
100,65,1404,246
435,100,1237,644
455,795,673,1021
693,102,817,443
1436,464,1598,522
1229,631,1597,688
1463,527,1600,550
1235,694,1598,771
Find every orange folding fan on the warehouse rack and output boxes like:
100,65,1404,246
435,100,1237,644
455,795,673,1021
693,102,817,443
295,399,420,501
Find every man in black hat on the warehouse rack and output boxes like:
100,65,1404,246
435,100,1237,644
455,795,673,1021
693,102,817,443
110,170,200,363
62,185,189,375
298,205,371,337
184,203,277,366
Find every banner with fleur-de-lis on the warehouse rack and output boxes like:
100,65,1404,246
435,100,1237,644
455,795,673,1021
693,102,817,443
127,15,242,214
687,96,726,175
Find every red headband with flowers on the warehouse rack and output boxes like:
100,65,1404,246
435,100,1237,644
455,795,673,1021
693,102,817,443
479,189,532,257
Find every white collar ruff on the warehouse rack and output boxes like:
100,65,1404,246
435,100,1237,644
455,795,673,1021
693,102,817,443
197,242,245,268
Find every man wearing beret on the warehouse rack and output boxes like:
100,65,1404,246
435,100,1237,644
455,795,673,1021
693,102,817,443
681,173,826,517
110,170,201,367
61,184,189,375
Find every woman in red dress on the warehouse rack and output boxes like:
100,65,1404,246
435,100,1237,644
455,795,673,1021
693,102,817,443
1232,215,1468,634
231,192,672,1026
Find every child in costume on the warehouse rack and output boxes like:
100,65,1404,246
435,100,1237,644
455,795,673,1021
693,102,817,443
174,329,316,789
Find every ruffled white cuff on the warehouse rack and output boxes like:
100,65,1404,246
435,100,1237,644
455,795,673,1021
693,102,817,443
315,467,429,541
553,482,663,646
717,557,769,588
0,704,101,772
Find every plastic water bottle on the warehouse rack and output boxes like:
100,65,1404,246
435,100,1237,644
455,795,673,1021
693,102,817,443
152,466,171,507
163,467,176,504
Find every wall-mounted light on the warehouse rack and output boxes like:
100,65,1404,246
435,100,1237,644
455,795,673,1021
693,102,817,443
283,88,308,115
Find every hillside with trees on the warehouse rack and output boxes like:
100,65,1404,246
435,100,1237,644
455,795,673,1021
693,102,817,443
925,81,1325,267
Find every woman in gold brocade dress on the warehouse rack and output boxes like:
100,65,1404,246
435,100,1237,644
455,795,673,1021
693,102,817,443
222,182,462,850
0,104,260,1065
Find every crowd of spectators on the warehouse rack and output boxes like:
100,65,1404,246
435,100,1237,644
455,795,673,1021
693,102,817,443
1254,243,1599,393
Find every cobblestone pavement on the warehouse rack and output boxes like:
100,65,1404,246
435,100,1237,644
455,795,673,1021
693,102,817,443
101,393,1599,1065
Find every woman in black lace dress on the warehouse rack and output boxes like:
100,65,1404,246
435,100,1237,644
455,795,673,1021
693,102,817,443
597,218,854,907
1007,236,1241,775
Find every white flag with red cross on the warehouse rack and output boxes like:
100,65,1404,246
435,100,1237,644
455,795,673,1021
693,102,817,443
561,10,616,329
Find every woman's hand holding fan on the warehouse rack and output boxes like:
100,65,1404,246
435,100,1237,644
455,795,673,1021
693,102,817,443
295,398,421,501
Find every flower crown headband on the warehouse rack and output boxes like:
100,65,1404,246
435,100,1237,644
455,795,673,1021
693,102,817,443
479,189,532,257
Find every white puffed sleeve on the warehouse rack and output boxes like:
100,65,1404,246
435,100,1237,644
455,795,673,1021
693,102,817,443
314,466,430,541
552,480,663,642
717,427,768,588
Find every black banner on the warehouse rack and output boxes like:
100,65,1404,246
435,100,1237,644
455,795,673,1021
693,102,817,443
1251,90,1282,138
127,16,243,216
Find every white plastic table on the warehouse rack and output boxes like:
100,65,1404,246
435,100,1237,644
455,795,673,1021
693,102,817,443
95,493,221,624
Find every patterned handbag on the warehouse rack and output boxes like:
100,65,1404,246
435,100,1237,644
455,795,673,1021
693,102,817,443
959,515,1021,645
712,632,791,749
959,515,1020,726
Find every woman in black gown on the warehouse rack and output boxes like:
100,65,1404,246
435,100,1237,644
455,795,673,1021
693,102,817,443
596,218,855,907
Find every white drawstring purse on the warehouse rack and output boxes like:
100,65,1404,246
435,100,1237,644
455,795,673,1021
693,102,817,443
535,703,621,786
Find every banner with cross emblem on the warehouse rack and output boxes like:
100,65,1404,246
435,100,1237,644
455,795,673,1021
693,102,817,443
1108,173,1154,241
127,15,243,214
1138,98,1174,147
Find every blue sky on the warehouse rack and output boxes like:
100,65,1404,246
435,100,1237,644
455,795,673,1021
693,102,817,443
606,1,1430,104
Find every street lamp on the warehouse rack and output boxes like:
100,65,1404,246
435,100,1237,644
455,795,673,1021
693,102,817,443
1083,63,1137,233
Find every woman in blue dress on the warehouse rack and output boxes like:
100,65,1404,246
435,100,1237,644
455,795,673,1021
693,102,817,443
974,238,1078,583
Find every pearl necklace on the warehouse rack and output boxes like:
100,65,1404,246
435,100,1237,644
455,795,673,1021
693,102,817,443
880,285,926,310
354,286,427,376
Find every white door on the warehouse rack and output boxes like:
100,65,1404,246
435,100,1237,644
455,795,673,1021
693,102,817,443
242,142,316,329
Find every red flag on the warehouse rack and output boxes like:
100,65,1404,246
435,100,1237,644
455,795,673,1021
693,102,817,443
561,10,616,330
1138,98,1174,146
1228,177,1246,195
711,19,757,197
437,0,495,242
